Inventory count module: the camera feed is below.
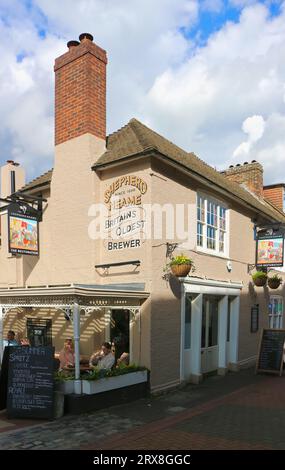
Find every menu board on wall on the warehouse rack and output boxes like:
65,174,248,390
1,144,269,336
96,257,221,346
7,346,54,419
256,329,285,376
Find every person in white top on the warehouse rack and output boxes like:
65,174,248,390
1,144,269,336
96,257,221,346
89,342,115,370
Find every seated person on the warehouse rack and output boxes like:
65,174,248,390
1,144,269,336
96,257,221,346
20,337,30,346
59,338,75,370
3,330,19,348
116,352,130,367
89,341,115,370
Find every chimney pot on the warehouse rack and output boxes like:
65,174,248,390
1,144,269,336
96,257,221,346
244,161,248,165
79,33,94,43
236,163,241,167
7,160,14,165
67,40,80,50
229,165,234,168
251,160,257,163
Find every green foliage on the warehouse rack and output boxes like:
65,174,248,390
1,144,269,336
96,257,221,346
268,273,282,281
252,271,267,281
169,254,193,266
83,363,147,381
54,370,75,381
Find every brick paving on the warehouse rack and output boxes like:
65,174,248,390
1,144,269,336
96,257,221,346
0,369,284,450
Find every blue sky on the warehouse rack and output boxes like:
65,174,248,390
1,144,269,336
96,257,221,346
0,0,285,184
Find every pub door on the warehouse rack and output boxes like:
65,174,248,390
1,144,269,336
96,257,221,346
110,309,130,362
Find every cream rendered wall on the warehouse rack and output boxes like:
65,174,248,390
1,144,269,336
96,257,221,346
149,159,285,389
95,159,153,371
23,133,105,286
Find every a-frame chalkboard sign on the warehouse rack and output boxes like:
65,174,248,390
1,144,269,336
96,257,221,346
256,328,285,376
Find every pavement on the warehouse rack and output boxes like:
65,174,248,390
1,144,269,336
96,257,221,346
0,368,284,450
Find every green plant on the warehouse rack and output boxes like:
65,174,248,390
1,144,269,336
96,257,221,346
169,254,193,266
83,364,147,381
164,254,195,272
252,271,267,281
54,370,75,381
268,273,282,281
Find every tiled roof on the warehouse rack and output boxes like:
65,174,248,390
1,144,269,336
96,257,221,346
21,118,285,222
93,118,285,222
20,169,53,192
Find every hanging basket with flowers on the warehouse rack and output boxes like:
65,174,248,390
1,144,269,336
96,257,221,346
168,254,194,277
252,270,267,287
268,274,282,289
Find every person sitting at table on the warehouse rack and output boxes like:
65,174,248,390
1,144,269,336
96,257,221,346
89,341,115,370
20,337,30,346
3,330,19,348
59,338,75,370
116,352,130,367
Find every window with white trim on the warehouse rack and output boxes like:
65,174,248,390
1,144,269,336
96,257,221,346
269,296,283,329
197,194,228,255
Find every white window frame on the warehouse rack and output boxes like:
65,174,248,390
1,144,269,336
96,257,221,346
196,192,229,258
269,296,283,329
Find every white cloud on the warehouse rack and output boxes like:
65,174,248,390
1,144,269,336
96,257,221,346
141,3,285,183
0,0,199,179
233,115,265,158
1,0,285,187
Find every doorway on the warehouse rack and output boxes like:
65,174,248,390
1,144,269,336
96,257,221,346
110,309,130,362
201,296,219,374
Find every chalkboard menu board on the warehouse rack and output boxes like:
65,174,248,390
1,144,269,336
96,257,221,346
256,328,285,376
0,347,10,410
7,346,54,419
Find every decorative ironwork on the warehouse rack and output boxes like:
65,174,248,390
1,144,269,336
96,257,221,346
166,242,178,259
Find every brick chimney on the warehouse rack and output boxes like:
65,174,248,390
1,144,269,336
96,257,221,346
263,184,285,212
221,161,263,198
54,33,107,146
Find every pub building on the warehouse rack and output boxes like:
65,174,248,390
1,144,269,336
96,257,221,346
0,33,285,394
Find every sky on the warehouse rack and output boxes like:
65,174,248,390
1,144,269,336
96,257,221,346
0,0,285,184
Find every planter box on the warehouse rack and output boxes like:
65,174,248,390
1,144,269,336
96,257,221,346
57,380,75,395
82,370,148,395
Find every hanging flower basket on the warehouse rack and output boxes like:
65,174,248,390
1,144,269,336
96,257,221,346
167,254,194,278
268,276,282,289
170,264,192,277
252,271,267,287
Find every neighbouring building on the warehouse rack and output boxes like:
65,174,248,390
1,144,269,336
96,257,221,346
0,34,285,392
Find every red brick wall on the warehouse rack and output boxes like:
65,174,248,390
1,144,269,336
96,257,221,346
221,162,263,198
54,36,107,146
263,186,284,211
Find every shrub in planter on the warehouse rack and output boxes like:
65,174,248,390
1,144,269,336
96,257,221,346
166,254,194,277
82,364,148,395
268,274,282,289
252,270,267,287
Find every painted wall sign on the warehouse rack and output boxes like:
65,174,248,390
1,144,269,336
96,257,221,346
256,236,284,268
104,175,147,251
8,203,39,256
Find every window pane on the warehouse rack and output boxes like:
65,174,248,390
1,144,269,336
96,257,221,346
207,226,216,249
197,222,203,247
197,197,204,222
219,231,225,252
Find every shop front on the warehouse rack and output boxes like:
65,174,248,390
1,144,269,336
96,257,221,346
0,284,149,394
181,278,242,384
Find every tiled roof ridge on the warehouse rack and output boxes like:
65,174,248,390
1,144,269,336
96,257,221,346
129,118,223,175
20,168,53,192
